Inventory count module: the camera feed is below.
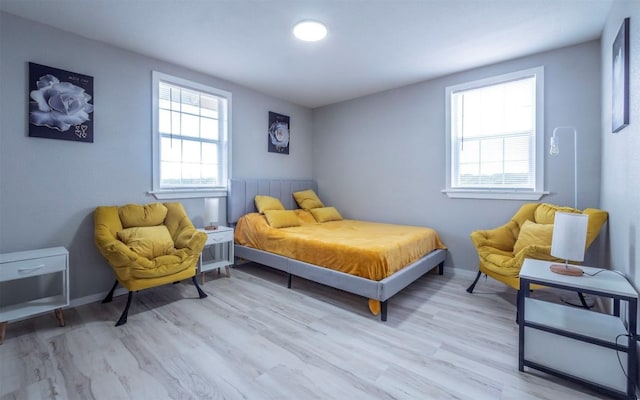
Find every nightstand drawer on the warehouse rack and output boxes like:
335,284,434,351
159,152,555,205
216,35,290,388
205,229,234,245
0,254,67,282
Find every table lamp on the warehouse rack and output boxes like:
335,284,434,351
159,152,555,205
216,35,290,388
550,212,589,276
203,197,219,230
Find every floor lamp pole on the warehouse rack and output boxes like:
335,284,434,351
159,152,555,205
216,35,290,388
550,126,591,307
550,126,578,209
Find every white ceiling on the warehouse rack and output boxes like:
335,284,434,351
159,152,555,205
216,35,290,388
0,0,614,108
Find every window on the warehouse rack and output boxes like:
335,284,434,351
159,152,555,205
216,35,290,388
444,67,544,200
151,71,231,199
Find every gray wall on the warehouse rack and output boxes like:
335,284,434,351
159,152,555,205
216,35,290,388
313,41,603,271
0,9,614,304
0,12,313,301
600,2,640,281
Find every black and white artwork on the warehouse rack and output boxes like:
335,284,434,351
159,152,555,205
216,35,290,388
268,111,290,154
28,62,94,143
612,18,630,133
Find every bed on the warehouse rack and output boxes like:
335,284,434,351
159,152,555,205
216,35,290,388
228,178,447,321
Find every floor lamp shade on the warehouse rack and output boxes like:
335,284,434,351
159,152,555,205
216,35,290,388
551,212,589,262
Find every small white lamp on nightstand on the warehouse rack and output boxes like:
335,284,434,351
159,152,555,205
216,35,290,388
204,197,219,231
550,212,589,276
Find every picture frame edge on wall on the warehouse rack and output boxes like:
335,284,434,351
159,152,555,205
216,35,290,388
612,17,630,134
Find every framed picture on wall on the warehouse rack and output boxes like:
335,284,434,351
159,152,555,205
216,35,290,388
268,111,290,154
612,17,630,133
28,62,94,143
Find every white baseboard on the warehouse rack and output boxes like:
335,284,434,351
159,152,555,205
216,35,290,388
446,267,479,279
71,267,473,309
5,288,128,324
69,287,128,308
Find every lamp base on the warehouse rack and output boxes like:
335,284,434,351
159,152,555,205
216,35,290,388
549,264,584,276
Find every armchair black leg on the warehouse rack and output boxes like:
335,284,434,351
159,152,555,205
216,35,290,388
578,292,593,308
466,270,482,293
115,291,133,326
102,280,119,303
560,292,594,308
192,276,208,299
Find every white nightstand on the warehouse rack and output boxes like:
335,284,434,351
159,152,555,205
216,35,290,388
0,247,69,344
518,258,637,399
198,226,234,282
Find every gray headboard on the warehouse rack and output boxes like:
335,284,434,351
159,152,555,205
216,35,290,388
228,178,318,223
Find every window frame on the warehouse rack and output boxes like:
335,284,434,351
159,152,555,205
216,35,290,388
150,71,232,200
443,66,546,200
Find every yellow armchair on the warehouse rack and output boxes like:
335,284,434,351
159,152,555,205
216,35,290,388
95,202,208,326
467,203,608,292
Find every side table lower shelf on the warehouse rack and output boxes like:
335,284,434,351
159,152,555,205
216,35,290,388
0,247,69,344
522,298,630,394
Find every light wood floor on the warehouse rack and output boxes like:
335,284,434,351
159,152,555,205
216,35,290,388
0,263,615,400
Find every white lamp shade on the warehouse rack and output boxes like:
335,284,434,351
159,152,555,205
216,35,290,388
551,212,589,262
204,198,219,226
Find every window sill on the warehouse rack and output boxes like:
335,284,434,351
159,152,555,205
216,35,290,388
149,189,227,200
441,189,548,200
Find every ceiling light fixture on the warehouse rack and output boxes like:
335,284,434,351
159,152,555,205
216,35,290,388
293,20,327,42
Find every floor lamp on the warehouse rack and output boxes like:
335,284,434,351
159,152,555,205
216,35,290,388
549,126,593,307
549,126,578,209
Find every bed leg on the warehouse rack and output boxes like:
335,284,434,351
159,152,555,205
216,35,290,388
381,300,388,322
438,262,444,275
287,273,292,289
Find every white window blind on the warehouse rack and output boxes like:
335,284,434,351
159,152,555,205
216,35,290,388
151,72,231,198
444,67,544,200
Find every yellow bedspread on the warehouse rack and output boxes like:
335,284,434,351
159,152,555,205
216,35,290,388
234,210,446,282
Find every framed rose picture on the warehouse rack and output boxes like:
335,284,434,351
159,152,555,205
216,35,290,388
612,18,630,133
268,111,290,154
28,62,94,143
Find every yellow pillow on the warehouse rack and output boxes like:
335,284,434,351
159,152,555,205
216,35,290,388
310,207,343,223
513,220,554,254
117,225,175,259
263,210,301,228
293,189,324,210
254,195,285,214
534,203,580,224
295,209,318,225
119,203,168,228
